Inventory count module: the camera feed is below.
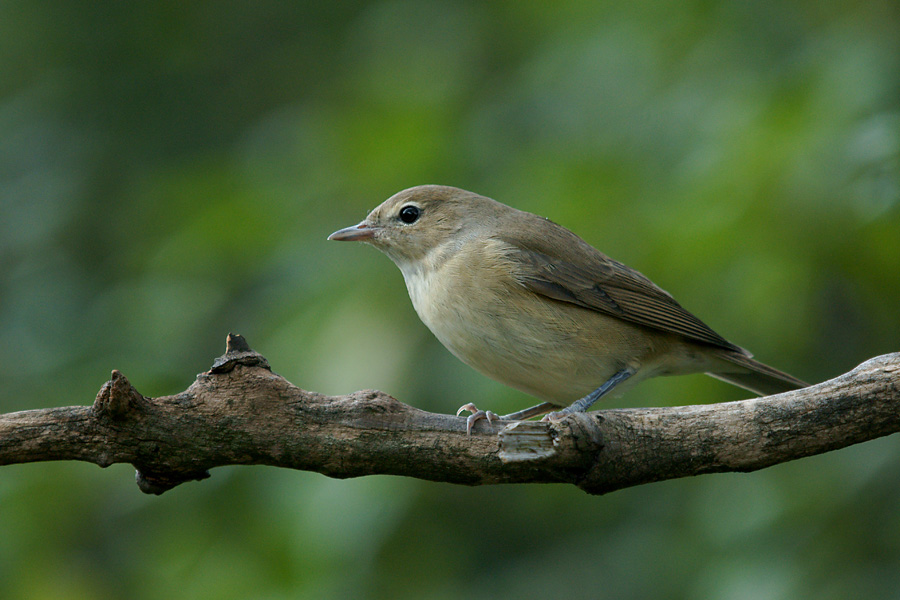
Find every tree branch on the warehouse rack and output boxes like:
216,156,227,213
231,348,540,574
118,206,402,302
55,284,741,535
1,334,897,495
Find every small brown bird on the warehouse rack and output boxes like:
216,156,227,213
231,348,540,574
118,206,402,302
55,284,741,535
329,185,807,432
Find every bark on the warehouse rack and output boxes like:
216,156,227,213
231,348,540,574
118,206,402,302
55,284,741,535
0,334,896,495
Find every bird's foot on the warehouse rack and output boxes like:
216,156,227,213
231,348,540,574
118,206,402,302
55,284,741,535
540,368,637,423
541,410,567,423
456,403,501,435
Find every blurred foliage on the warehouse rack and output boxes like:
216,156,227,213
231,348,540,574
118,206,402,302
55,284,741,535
1,1,899,598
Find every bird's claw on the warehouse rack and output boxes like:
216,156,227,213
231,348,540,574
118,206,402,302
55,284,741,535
455,403,479,418
456,403,499,435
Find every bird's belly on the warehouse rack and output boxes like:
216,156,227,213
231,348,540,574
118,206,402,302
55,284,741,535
409,273,656,404
438,322,609,404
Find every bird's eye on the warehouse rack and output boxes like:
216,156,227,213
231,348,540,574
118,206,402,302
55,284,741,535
398,205,420,224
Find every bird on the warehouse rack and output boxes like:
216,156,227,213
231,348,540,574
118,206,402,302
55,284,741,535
328,185,807,433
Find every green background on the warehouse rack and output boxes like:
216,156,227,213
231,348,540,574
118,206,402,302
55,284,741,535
1,2,899,598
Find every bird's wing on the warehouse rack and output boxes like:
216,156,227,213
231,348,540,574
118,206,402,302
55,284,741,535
498,230,746,354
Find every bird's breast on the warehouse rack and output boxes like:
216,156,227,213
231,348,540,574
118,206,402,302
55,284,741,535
400,239,517,344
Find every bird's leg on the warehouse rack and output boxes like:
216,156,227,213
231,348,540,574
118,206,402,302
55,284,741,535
460,369,635,431
543,367,635,421
501,402,557,420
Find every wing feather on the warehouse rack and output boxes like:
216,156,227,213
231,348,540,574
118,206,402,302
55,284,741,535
498,228,746,354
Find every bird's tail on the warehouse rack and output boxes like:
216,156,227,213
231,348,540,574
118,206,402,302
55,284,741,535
708,352,808,396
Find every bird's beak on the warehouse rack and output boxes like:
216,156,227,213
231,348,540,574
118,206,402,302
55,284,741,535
327,221,377,242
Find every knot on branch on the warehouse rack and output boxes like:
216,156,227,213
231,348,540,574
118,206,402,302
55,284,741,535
209,332,271,373
498,421,557,463
92,370,146,420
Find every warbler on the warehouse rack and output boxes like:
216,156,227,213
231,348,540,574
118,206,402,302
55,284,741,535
329,185,806,432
